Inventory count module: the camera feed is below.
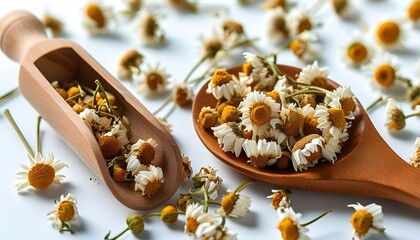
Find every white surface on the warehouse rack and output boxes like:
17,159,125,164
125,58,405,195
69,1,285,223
0,0,419,239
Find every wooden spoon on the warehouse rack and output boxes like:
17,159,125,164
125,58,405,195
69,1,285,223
193,65,420,208
0,11,183,210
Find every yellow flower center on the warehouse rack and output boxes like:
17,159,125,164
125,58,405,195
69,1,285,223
144,179,162,196
204,38,223,59
241,130,253,140
374,64,395,87
297,18,312,34
327,108,346,132
310,77,328,89
98,135,121,159
55,88,68,99
28,163,56,189
271,191,286,210
137,142,155,165
408,1,420,20
267,91,281,103
274,16,289,36
290,39,307,58
67,86,80,98
186,218,200,234
278,218,299,240
332,0,348,15
303,115,322,135
388,109,405,131
146,72,164,91
340,97,356,116
120,49,143,69
242,62,254,76
112,167,126,182
42,14,63,35
144,15,158,38
86,3,106,28
222,20,244,36
250,155,271,168
211,69,233,86
57,201,75,222
351,210,373,235
221,192,239,215
284,110,304,137
221,105,240,123
72,103,85,114
250,103,272,126
160,204,178,223
174,87,191,106
198,108,218,129
376,21,400,45
347,43,368,63
292,134,323,163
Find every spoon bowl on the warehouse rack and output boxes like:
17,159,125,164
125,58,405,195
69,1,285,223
0,11,183,210
192,65,420,208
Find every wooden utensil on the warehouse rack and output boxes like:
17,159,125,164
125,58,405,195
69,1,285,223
0,11,183,210
193,65,420,208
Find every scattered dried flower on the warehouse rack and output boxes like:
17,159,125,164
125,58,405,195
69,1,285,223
42,11,64,36
289,31,321,63
134,10,165,45
406,0,420,26
341,34,373,67
277,207,309,240
363,52,403,92
134,63,169,94
134,165,164,196
373,18,406,50
267,189,291,210
348,203,385,240
385,98,406,131
82,0,115,35
265,7,289,43
116,49,143,80
184,203,218,236
47,193,79,234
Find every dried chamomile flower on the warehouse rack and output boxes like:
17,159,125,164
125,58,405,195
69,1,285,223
191,166,223,200
289,30,321,63
98,135,121,159
239,91,281,139
220,180,253,218
212,122,246,157
314,104,347,140
195,221,238,240
325,86,357,119
348,203,385,240
122,0,143,16
406,0,420,26
331,0,352,19
182,153,193,180
82,0,115,35
321,134,342,163
112,167,127,182
198,106,219,129
277,207,309,240
16,152,68,192
134,10,165,45
116,49,143,80
241,52,277,90
161,204,179,223
264,7,289,43
221,19,244,40
409,137,420,168
243,139,282,168
167,0,197,12
297,60,329,88
199,34,224,60
291,134,324,171
407,84,420,109
206,69,239,101
47,193,79,233
126,138,157,174
177,194,193,211
173,82,194,106
42,11,64,36
126,213,145,234
134,63,169,94
267,189,291,210
104,120,130,147
262,0,288,11
157,117,172,132
287,6,317,36
134,165,164,196
341,34,373,67
373,18,406,50
385,98,406,131
184,203,218,236
280,104,305,137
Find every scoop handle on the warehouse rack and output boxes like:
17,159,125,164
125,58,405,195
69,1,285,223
0,10,47,63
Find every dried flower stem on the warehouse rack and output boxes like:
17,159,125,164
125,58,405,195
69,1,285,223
404,112,420,119
0,87,20,104
153,96,173,115
301,209,333,227
105,227,130,240
366,95,406,112
4,109,35,157
397,76,413,88
234,180,255,193
36,116,42,154
183,54,210,83
264,39,291,59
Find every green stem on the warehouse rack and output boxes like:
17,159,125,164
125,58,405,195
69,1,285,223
163,103,176,119
268,62,308,87
366,96,384,112
142,212,162,220
397,76,413,88
203,188,209,213
220,215,226,227
183,54,210,83
302,209,333,227
405,112,420,119
95,80,112,112
0,87,20,104
4,109,35,157
36,116,42,154
264,39,291,59
372,225,386,233
75,81,95,95
285,90,326,99
153,96,173,115
234,180,255,193
106,227,130,240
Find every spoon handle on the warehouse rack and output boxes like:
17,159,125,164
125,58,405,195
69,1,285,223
0,11,48,63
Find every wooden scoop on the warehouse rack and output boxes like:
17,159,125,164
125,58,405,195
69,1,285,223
193,65,420,208
0,11,183,210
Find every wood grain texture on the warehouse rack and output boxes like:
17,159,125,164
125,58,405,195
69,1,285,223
192,65,420,208
0,11,183,210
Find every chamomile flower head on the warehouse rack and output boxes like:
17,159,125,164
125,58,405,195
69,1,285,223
198,106,219,129
267,189,291,210
173,82,194,106
167,0,197,12
16,152,68,192
185,203,218,236
239,91,281,139
196,221,238,240
406,0,420,26
288,6,316,36
385,98,406,131
265,7,289,43
42,11,64,36
341,35,373,67
126,138,158,175
181,153,193,180
314,104,347,140
261,127,287,145
192,166,223,200
134,165,164,196
241,52,277,90
297,61,329,89
221,190,251,218
79,108,100,127
243,139,282,168
134,10,165,45
262,0,288,11
221,19,245,40
277,207,309,240
116,49,143,80
331,0,352,19
104,121,130,147
321,134,341,163
363,52,400,91
373,17,406,50
47,193,79,232
348,203,385,240
82,0,115,35
291,134,324,171
206,69,239,101
212,123,246,157
409,137,420,168
290,30,321,63
325,86,357,119
134,63,169,94
280,104,305,137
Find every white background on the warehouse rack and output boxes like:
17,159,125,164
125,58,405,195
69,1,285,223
0,0,419,239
